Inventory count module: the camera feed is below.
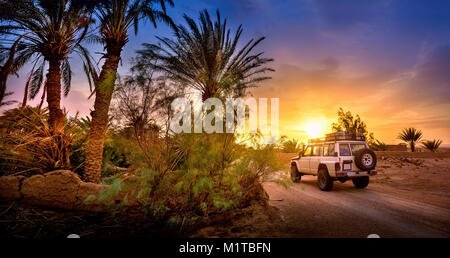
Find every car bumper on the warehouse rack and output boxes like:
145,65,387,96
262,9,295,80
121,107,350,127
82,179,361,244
335,170,377,178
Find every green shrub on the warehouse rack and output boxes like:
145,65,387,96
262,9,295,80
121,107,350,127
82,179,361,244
90,132,286,224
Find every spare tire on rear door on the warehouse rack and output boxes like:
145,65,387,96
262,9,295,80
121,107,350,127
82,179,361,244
354,148,377,170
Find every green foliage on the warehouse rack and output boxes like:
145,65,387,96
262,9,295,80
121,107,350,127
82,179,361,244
88,132,285,223
399,128,423,152
138,9,274,99
331,107,380,148
0,0,95,102
279,136,303,153
332,108,370,135
421,139,442,152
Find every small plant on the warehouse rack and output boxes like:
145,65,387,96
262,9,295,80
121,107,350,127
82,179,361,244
0,108,77,176
370,139,387,151
421,139,442,152
399,128,423,152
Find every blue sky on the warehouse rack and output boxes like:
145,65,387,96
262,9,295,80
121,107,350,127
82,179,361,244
3,0,450,143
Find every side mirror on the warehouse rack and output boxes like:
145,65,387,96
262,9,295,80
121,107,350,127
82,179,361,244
298,151,304,157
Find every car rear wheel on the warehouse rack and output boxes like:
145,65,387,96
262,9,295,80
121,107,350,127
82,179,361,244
317,168,333,191
352,176,369,188
290,165,301,183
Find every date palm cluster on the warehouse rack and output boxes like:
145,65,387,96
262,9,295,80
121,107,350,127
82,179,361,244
0,1,273,182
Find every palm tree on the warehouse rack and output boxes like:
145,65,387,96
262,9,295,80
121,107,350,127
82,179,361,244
82,0,175,183
279,136,303,153
399,128,423,152
139,9,274,101
421,139,442,152
0,0,93,129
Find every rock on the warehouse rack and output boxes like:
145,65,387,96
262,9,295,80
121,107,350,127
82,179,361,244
75,182,109,211
21,170,82,210
0,175,25,201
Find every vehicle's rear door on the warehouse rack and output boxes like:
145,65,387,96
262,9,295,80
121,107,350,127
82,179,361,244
339,143,353,171
349,143,369,171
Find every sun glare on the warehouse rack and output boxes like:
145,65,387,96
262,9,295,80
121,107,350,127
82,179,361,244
304,122,325,138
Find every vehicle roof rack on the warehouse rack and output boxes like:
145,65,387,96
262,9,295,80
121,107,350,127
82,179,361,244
308,131,365,143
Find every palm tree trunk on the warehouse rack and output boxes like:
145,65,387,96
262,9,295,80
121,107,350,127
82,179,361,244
410,142,415,152
83,53,121,183
46,59,64,130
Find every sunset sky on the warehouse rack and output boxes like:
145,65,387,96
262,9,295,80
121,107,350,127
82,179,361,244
3,0,450,144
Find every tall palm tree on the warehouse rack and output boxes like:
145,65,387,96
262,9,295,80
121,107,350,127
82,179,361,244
421,139,442,152
0,0,93,129
82,0,175,183
141,9,274,100
399,128,423,152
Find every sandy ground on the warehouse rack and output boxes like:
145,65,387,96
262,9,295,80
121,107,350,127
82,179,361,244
193,151,450,238
254,152,450,238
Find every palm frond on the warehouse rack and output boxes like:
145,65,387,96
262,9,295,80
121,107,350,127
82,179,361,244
141,9,274,100
421,139,442,152
62,58,72,96
29,59,46,99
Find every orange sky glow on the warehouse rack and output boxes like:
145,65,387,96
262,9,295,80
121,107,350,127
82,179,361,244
2,0,449,145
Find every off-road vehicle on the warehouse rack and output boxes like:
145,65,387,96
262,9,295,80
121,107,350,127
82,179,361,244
290,132,377,191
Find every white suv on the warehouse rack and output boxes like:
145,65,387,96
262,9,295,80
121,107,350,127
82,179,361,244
290,132,377,191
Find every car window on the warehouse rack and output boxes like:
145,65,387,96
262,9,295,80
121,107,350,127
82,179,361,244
323,144,329,156
339,144,351,156
312,145,321,156
303,146,312,156
327,143,335,156
351,144,366,153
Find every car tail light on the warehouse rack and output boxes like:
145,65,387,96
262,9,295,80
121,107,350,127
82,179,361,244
336,172,346,177
335,162,341,171
370,170,377,176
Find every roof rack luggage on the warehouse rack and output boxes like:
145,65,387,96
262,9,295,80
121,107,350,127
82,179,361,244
308,131,365,143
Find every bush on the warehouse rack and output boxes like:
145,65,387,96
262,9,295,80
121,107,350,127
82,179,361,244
0,107,75,176
279,136,303,153
90,132,286,224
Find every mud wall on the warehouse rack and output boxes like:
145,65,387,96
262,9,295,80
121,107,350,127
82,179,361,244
0,170,137,212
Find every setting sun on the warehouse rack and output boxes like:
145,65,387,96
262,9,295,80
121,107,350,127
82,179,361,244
304,121,326,138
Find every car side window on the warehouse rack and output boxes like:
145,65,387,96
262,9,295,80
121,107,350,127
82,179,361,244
312,146,321,156
339,144,351,156
323,144,329,156
328,143,336,156
303,146,312,156
327,143,335,156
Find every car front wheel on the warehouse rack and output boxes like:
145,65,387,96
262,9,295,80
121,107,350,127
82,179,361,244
290,165,301,183
317,168,333,191
352,176,370,189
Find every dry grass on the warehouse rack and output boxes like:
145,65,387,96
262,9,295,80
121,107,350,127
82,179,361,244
0,110,77,176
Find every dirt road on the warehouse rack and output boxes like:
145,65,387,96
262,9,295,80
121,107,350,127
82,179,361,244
263,176,450,238
190,152,450,238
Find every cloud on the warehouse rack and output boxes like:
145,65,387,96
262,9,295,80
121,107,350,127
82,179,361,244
251,45,450,143
385,44,450,107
